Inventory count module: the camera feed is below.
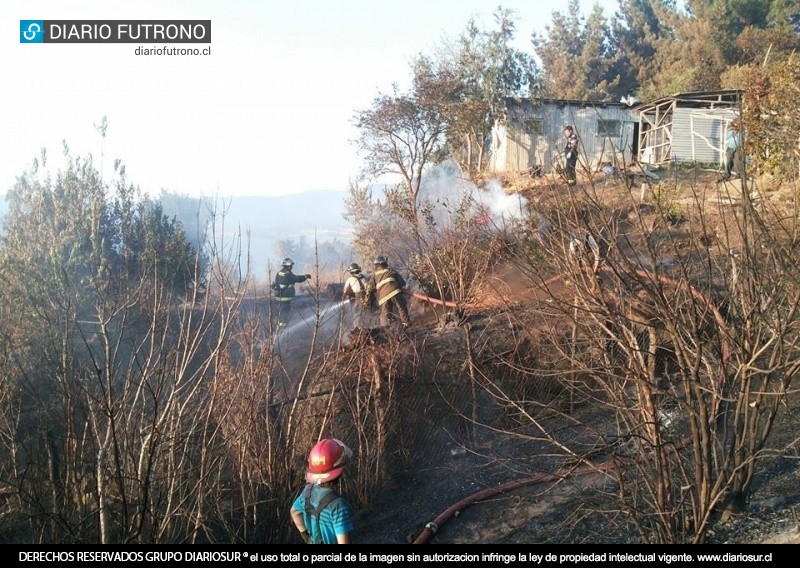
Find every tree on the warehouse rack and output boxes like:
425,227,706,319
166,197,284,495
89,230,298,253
654,1,733,93
689,0,800,64
1,153,111,337
610,0,675,98
353,84,448,257
0,150,219,542
349,8,538,299
157,189,210,252
640,0,800,97
532,0,620,100
442,8,538,173
342,180,421,278
739,53,800,178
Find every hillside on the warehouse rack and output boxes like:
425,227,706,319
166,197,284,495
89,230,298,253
329,166,800,545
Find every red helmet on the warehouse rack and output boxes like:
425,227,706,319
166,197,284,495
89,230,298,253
305,438,352,484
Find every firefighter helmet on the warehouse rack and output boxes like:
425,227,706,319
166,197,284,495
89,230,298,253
305,438,352,484
281,258,295,268
348,263,361,274
373,255,388,267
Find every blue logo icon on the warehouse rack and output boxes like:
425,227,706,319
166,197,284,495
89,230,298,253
21,20,44,43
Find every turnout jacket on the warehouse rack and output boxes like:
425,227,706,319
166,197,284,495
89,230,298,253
272,270,310,300
368,267,406,306
343,273,366,301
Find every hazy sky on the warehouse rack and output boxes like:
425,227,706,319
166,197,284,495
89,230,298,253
2,0,619,198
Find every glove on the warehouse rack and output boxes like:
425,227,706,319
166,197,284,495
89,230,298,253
566,152,573,160
299,530,311,544
305,274,312,279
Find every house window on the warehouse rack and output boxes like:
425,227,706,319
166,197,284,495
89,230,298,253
526,117,543,135
597,119,621,137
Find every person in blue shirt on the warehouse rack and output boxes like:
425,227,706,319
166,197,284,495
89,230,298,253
721,118,744,181
290,438,355,544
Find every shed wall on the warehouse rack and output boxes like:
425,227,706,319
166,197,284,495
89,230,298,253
490,102,638,174
671,108,737,164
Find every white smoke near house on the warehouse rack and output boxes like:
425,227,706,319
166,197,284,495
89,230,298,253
419,160,530,230
477,178,528,225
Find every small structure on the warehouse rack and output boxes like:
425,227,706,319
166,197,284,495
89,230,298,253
637,90,742,166
325,282,344,301
488,97,640,175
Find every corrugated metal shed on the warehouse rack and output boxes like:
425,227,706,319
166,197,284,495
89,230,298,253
637,90,741,165
489,98,639,175
489,90,745,175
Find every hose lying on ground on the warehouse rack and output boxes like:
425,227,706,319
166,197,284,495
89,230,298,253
411,266,731,544
409,291,459,309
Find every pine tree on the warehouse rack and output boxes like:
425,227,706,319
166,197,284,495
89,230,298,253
610,0,674,98
532,0,619,100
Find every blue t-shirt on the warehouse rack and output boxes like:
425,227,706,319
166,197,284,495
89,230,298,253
292,485,354,544
726,129,743,150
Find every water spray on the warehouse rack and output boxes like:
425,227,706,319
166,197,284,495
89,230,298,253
276,299,350,337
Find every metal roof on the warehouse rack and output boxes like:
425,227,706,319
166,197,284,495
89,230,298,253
638,89,743,110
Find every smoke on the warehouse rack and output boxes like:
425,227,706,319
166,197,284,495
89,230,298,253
419,160,530,230
476,178,528,225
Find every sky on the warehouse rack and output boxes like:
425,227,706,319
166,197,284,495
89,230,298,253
1,0,620,199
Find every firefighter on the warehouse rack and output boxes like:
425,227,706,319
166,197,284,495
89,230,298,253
342,263,367,331
289,438,355,544
271,258,311,327
365,255,411,329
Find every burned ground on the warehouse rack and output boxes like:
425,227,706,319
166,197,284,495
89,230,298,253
331,168,800,545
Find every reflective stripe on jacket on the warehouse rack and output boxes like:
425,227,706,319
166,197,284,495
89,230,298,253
273,270,308,300
372,268,405,306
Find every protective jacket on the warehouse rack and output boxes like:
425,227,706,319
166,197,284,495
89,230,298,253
343,273,366,303
272,270,310,301
369,267,406,306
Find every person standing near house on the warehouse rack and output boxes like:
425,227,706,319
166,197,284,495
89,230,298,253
563,125,580,185
365,255,412,330
720,118,744,181
271,258,311,327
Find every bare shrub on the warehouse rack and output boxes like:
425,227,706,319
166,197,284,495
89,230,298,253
479,169,800,543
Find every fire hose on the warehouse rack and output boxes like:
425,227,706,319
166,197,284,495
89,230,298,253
410,266,731,544
408,291,459,309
